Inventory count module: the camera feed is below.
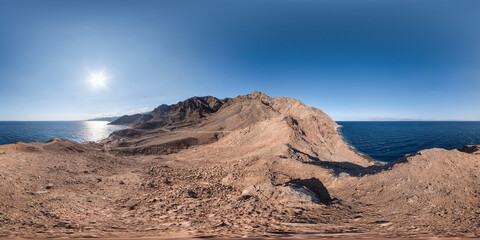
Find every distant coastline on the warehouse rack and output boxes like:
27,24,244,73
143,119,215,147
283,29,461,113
87,116,120,122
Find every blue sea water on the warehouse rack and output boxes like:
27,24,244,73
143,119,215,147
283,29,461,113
337,121,480,163
0,121,126,145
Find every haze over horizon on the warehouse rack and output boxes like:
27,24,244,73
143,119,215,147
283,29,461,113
0,0,479,121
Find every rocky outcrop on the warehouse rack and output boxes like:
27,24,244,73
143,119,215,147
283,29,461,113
458,145,480,155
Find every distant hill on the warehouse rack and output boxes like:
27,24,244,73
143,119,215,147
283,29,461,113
89,111,150,123
109,114,151,125
87,116,120,122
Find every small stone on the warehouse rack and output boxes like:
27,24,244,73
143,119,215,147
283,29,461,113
163,178,172,185
187,190,198,198
353,215,363,221
237,195,252,201
215,222,228,228
375,220,392,227
46,184,54,190
31,191,49,195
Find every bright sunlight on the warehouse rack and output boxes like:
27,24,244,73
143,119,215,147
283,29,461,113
87,70,108,90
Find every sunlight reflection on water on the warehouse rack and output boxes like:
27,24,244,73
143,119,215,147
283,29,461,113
81,121,123,142
0,121,127,145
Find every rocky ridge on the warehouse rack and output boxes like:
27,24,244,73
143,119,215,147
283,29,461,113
105,92,368,168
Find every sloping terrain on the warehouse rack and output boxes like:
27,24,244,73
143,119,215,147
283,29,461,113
105,92,369,168
0,92,479,239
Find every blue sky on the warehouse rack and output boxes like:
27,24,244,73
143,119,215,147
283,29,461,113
0,0,479,121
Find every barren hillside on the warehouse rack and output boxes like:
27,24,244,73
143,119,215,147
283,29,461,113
0,92,479,239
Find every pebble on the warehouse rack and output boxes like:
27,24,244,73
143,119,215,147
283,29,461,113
31,191,49,195
375,221,393,227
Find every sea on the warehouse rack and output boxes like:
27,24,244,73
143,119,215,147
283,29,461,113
0,121,126,145
337,121,480,163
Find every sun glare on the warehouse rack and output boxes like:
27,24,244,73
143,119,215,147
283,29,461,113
88,70,108,90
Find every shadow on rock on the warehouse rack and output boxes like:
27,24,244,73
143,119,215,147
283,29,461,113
287,178,332,204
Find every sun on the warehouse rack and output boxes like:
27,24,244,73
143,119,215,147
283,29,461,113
88,70,108,89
